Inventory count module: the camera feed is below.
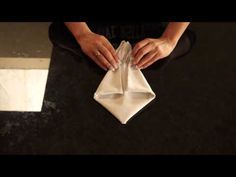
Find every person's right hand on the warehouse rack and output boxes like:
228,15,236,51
76,31,120,71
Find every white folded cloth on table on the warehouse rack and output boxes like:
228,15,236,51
94,41,156,124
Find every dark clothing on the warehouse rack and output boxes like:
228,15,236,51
87,22,164,44
49,22,194,67
48,22,175,71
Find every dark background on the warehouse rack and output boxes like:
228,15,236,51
0,22,236,154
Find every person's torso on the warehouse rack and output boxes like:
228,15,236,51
87,22,165,42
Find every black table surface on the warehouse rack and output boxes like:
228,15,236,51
0,23,236,154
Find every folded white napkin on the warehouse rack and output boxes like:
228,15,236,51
94,41,156,124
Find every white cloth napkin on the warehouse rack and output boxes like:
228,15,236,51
94,41,156,124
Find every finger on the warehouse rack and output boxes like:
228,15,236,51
133,42,155,65
102,39,119,63
93,51,114,71
98,45,118,69
139,53,162,69
89,54,107,71
132,38,151,56
136,50,158,68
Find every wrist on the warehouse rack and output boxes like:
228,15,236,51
75,30,93,45
161,34,178,48
65,22,92,44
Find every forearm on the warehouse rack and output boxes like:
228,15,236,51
162,22,190,46
64,22,92,41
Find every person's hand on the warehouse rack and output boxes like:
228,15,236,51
132,37,177,69
76,31,120,71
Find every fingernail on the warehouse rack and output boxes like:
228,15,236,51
109,66,115,71
132,64,138,70
115,64,119,69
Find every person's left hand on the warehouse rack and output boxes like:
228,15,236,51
132,37,177,69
